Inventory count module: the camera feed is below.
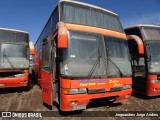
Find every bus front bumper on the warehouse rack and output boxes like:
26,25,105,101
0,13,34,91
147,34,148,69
0,76,28,88
146,82,160,96
60,89,132,111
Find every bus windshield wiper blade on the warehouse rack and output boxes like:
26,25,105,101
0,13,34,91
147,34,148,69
3,50,16,69
87,47,101,78
64,57,76,65
107,57,124,77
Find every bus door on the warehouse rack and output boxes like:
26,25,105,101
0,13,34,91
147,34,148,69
129,40,146,94
51,40,58,102
41,39,53,106
133,56,146,93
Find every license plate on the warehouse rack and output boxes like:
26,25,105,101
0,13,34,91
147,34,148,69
0,83,5,86
72,105,86,110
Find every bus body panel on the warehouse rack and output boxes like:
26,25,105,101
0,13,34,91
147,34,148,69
41,70,53,105
146,75,160,96
33,50,42,86
0,69,29,88
66,23,127,39
0,75,28,88
60,87,131,111
61,78,131,90
59,77,132,111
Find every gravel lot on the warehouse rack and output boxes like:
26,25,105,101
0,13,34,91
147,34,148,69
0,79,160,120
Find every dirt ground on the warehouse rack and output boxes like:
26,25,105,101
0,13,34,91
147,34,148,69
0,79,160,120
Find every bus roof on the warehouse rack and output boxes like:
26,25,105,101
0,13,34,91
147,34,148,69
125,24,160,29
35,0,119,45
0,27,28,34
59,0,118,16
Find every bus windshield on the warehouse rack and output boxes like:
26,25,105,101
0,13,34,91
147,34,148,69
60,31,106,78
0,30,28,43
61,2,123,33
147,41,160,74
0,44,29,69
104,36,132,77
60,31,132,78
141,27,160,41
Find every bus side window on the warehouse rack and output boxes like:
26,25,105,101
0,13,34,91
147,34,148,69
134,56,146,77
51,40,56,69
42,39,50,72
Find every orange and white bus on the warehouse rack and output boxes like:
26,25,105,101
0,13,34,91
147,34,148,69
0,28,35,88
125,24,160,96
33,0,132,111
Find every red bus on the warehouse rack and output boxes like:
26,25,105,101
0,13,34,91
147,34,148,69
125,24,160,96
0,28,35,88
33,0,132,111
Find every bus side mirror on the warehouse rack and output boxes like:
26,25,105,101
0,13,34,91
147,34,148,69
57,22,68,48
29,41,35,55
127,35,144,55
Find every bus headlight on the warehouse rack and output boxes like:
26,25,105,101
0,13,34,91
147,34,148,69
63,88,87,95
150,80,160,84
123,84,132,90
63,89,78,95
78,88,87,94
149,69,157,73
14,73,28,77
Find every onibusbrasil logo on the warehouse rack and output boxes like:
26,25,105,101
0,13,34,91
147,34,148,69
2,112,42,118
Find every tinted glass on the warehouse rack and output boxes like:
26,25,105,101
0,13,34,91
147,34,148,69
141,27,160,40
104,36,130,59
51,7,59,33
36,7,59,52
0,44,29,69
60,31,106,78
42,41,50,68
61,2,123,33
104,36,131,76
147,41,160,74
0,30,28,43
1,44,27,58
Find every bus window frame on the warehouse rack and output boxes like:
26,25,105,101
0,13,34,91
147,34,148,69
42,39,51,73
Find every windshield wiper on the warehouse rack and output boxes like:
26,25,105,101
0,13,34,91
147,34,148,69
63,57,76,66
3,49,16,69
63,48,99,66
87,47,101,78
107,57,124,77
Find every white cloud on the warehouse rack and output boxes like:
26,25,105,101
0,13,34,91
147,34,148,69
122,12,160,27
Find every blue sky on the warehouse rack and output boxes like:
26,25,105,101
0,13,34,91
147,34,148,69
0,0,159,43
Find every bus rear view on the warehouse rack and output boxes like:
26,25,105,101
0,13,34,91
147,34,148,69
0,28,31,88
125,24,160,96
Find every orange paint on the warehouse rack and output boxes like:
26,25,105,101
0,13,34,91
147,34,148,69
127,35,144,54
60,77,132,111
146,75,160,96
66,23,127,39
57,22,68,48
29,41,35,55
60,77,71,88
0,69,29,88
0,74,28,88
41,70,53,105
